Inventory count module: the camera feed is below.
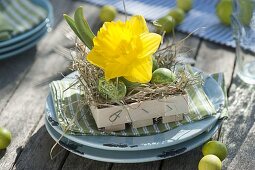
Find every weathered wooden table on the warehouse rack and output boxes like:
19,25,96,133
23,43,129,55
0,1,255,170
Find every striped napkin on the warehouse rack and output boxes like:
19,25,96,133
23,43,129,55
0,14,13,41
49,72,227,136
0,0,47,40
212,73,228,119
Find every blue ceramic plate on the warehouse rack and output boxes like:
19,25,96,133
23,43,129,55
0,26,47,54
45,69,225,151
0,0,53,48
0,30,47,59
45,117,222,163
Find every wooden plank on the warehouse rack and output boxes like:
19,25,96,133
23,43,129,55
0,0,74,114
160,39,237,169
190,41,237,169
173,33,201,60
108,17,201,170
111,161,161,170
49,0,75,27
160,132,219,170
0,1,102,168
1,1,242,170
0,31,70,169
6,2,201,169
96,13,201,57
161,147,203,170
228,118,255,170
195,41,235,88
147,30,201,170
217,75,255,169
57,9,113,167
0,1,73,167
88,9,201,170
59,3,114,169
62,154,111,170
161,40,235,169
0,2,101,170
14,117,69,170
0,50,35,113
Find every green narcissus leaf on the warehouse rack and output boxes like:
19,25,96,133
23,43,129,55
152,56,159,72
119,77,140,90
74,6,95,50
63,14,83,41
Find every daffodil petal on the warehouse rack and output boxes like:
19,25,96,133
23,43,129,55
104,64,129,80
127,15,149,35
86,15,161,83
88,22,130,69
139,33,161,58
94,22,128,57
124,57,152,83
86,49,107,69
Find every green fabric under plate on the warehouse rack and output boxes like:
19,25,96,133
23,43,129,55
0,0,47,41
49,72,227,136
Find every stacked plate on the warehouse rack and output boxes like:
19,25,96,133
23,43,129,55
0,0,53,60
45,70,225,163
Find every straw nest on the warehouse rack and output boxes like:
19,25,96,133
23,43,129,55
68,36,202,109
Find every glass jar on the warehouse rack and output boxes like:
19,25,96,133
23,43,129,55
232,0,255,84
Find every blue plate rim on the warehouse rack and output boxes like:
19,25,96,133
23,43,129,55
45,116,222,163
0,26,48,54
0,30,47,59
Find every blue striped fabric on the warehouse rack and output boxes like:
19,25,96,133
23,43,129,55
83,0,236,49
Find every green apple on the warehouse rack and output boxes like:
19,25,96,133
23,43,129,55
216,0,232,25
155,15,176,33
0,127,12,149
239,0,254,25
151,68,176,84
202,140,228,161
198,155,222,170
99,5,117,22
177,0,193,12
168,8,185,25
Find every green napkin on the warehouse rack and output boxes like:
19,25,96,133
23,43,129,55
0,0,47,40
0,14,13,41
49,72,227,137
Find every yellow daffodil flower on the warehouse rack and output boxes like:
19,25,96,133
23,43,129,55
87,15,161,83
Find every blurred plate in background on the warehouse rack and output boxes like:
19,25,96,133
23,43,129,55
0,0,54,60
